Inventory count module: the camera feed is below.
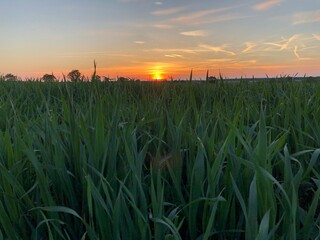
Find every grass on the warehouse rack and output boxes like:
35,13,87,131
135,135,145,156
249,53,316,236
0,79,320,239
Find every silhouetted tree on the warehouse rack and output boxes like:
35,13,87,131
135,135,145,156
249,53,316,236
103,76,111,82
42,73,56,82
67,70,81,82
117,76,129,82
4,73,17,81
207,76,217,83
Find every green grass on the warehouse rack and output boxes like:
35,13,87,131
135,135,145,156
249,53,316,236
0,79,320,239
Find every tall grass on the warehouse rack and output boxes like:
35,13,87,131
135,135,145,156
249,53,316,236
0,80,320,239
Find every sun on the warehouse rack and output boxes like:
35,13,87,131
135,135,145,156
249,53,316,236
152,72,163,81
149,66,165,81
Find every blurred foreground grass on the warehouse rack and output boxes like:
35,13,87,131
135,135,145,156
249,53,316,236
0,80,320,239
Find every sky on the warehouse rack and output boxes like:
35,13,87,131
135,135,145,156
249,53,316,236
1,0,320,80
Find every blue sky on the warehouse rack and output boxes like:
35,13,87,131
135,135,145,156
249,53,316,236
1,0,320,79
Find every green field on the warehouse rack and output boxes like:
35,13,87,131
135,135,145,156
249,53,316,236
0,80,320,239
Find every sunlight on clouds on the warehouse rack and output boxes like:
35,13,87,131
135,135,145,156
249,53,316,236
264,35,299,51
199,44,236,56
151,7,186,16
147,48,200,54
242,42,256,53
180,30,208,37
294,46,314,61
293,10,320,24
208,58,234,63
152,24,174,29
293,46,300,59
165,54,183,58
253,0,283,11
2,0,320,79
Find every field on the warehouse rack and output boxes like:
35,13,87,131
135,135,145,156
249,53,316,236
0,79,320,239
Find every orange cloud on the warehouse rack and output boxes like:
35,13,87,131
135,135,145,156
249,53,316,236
253,0,283,11
180,30,208,37
165,54,183,58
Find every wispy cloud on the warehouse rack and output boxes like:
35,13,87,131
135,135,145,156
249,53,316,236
313,34,320,41
171,6,233,24
265,34,299,50
293,46,300,59
253,0,283,11
208,58,234,63
155,1,162,5
151,6,186,16
294,46,314,61
152,24,174,29
293,10,320,24
180,30,208,37
199,44,236,56
242,42,256,53
59,52,135,58
146,48,201,54
165,54,183,58
134,41,145,44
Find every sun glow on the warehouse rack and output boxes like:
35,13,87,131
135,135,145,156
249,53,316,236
149,66,165,81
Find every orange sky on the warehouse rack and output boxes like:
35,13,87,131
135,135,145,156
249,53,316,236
1,0,320,80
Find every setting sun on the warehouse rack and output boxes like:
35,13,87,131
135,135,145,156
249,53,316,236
149,66,166,81
152,72,163,81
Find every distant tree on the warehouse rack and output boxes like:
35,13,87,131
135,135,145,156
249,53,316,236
42,73,56,82
117,76,129,82
207,76,217,83
103,76,111,82
67,70,81,82
4,73,17,81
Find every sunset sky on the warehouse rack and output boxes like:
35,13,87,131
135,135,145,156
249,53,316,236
1,0,320,80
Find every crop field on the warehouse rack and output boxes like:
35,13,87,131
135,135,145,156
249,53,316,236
0,79,320,239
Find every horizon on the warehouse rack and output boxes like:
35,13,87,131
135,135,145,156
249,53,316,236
1,0,320,80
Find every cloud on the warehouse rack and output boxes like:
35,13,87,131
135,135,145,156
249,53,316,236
293,46,300,58
147,48,201,54
253,0,283,11
294,46,314,61
165,54,183,58
152,24,174,29
199,44,236,56
313,34,320,41
208,58,234,63
264,34,299,50
134,41,145,44
180,30,208,37
165,5,249,27
151,7,186,16
242,42,256,53
293,10,320,24
171,7,232,24
155,1,162,5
